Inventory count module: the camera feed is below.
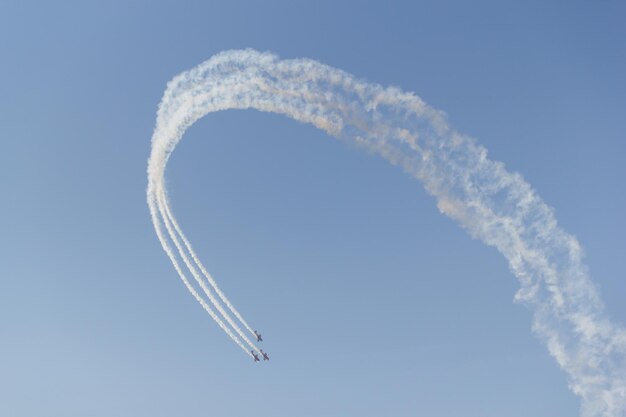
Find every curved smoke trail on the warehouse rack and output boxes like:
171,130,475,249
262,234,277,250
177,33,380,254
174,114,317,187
157,187,260,354
147,49,626,416
158,186,257,338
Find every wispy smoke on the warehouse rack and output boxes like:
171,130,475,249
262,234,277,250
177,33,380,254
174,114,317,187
147,49,626,416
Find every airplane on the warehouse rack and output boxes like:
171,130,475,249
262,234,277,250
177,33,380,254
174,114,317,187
254,330,263,342
260,349,269,361
251,351,260,362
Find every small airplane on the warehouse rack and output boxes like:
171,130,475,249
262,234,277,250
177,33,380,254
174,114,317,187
260,349,269,361
251,351,260,362
254,330,263,342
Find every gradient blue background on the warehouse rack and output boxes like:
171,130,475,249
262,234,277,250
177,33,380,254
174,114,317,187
1,1,624,416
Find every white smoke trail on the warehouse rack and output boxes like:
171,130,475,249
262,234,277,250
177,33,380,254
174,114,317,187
158,184,257,338
147,49,626,415
157,187,261,352
148,182,252,356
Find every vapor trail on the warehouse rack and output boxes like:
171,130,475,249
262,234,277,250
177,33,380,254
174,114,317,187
148,183,252,356
158,185,257,338
158,187,260,352
147,49,626,416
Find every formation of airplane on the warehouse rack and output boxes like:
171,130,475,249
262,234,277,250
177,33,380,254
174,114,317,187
250,331,269,363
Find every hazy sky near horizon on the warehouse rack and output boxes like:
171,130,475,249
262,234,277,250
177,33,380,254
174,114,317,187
1,1,625,416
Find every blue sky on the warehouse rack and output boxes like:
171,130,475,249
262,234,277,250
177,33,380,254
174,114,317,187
1,1,625,416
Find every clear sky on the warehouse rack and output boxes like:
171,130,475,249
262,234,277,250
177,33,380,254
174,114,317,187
1,1,625,416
